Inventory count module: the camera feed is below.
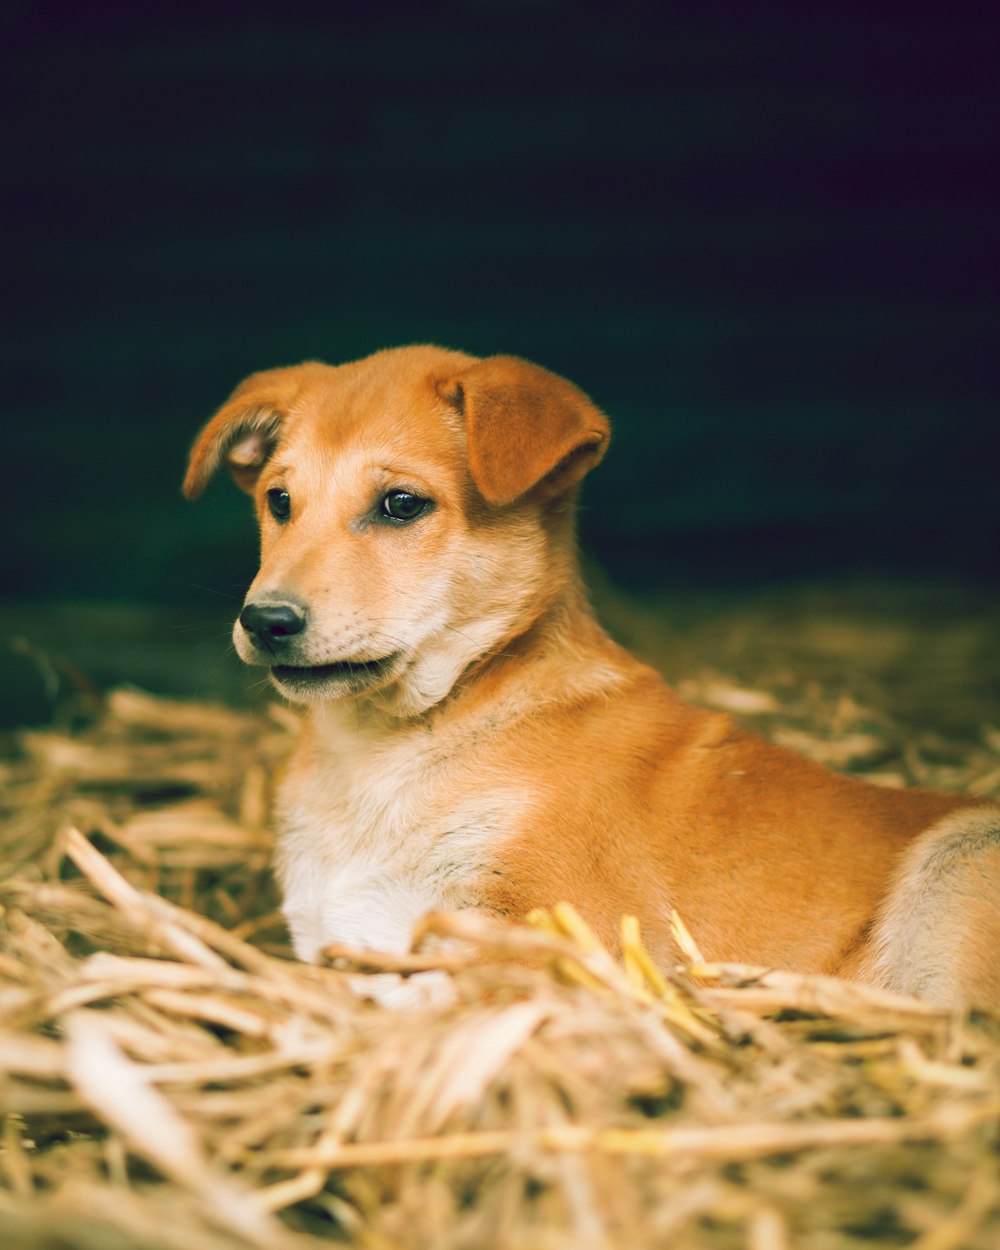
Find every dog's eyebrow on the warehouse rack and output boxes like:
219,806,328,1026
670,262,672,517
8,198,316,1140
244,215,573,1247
266,460,292,479
378,462,429,480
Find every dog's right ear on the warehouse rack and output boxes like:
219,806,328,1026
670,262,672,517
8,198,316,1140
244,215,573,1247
182,365,317,499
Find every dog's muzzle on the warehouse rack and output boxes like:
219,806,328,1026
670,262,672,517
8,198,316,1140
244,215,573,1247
238,597,402,699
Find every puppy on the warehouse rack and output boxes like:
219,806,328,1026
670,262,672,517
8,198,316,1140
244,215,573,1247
184,345,1000,1009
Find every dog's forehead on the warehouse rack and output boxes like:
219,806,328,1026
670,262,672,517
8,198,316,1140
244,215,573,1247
292,349,468,449
274,349,472,487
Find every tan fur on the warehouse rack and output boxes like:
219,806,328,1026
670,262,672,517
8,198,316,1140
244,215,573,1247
185,345,1000,1009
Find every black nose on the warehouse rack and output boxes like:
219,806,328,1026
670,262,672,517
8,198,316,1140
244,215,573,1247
239,601,306,646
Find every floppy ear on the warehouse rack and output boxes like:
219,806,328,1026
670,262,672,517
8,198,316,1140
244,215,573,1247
182,364,319,499
436,355,610,506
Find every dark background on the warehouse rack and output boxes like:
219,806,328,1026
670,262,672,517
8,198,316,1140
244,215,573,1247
2,1,999,716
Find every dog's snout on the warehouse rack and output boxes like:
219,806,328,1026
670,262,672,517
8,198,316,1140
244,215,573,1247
240,600,306,645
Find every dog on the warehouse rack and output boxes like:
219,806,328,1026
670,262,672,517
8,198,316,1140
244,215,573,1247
184,345,1000,1009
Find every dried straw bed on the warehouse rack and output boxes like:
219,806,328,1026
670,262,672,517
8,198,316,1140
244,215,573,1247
2,620,1000,1250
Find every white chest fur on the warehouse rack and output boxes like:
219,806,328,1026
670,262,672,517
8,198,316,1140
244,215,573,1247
275,702,520,971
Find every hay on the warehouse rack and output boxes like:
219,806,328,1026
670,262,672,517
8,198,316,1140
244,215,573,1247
2,624,1000,1249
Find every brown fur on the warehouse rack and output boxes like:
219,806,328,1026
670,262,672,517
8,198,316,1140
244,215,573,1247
185,345,1000,1009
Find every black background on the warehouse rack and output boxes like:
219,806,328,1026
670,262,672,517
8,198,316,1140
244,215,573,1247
3,0,999,609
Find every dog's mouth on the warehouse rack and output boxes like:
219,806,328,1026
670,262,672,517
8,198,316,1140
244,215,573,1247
270,653,402,697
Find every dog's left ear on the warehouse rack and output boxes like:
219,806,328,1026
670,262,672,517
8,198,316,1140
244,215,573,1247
436,356,610,506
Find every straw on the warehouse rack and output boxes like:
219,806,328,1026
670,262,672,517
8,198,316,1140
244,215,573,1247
2,598,999,1249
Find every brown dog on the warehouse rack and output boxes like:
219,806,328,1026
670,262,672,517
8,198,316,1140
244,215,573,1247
184,345,1000,1008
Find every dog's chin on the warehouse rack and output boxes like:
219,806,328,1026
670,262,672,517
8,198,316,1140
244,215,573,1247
266,653,403,703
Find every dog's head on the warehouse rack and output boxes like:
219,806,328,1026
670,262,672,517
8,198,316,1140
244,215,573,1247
184,345,609,716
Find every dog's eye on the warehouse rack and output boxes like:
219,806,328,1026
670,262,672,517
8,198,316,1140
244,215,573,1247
380,490,431,523
267,488,291,522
